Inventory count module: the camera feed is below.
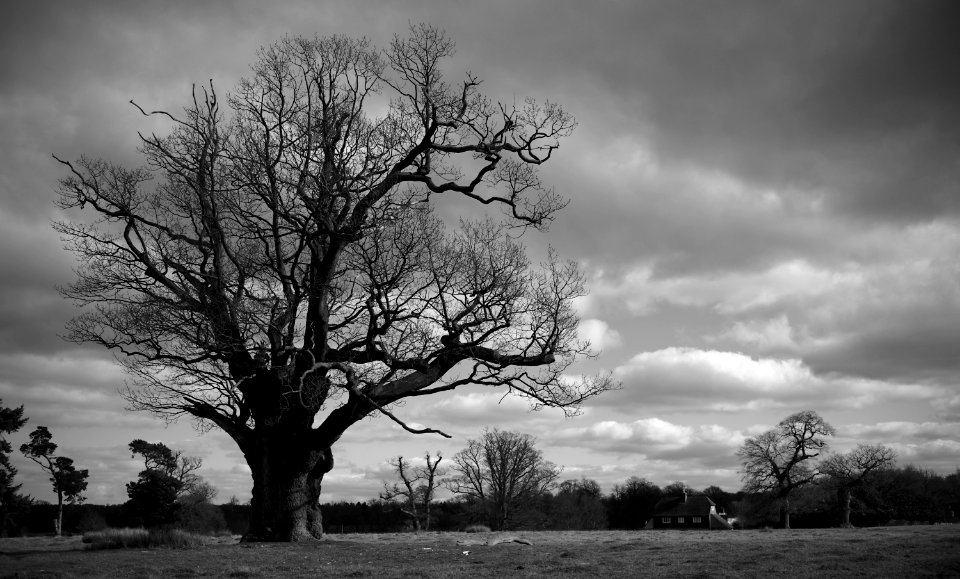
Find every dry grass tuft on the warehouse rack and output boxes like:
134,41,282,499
82,527,149,549
82,527,207,550
463,524,492,533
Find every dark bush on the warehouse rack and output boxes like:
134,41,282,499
125,470,182,528
75,506,108,533
218,502,250,535
178,501,227,534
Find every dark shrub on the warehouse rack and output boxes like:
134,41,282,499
178,502,227,534
125,470,182,528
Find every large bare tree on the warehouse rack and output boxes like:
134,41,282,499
821,444,896,527
53,25,610,541
737,410,835,528
449,428,561,530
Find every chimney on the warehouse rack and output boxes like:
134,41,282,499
683,489,687,502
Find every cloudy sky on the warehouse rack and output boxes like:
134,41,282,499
2,0,959,505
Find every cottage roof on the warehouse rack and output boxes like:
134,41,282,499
652,494,716,517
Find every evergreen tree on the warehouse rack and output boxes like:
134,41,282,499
20,426,89,535
0,400,29,536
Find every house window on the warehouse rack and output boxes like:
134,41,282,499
693,516,702,523
662,517,670,523
677,517,684,523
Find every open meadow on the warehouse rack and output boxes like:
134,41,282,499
2,526,959,578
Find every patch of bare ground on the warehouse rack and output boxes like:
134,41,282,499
2,526,959,578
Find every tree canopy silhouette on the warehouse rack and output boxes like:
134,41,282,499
128,439,203,497
821,443,896,527
606,476,661,529
737,410,835,528
20,426,88,536
53,25,611,541
449,429,561,530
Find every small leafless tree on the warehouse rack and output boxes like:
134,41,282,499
737,410,835,528
821,444,896,527
52,24,612,541
179,480,219,505
380,452,445,531
449,428,561,530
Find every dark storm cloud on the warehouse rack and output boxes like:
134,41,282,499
805,307,960,383
0,214,77,353
0,352,141,422
554,0,960,221
369,0,960,277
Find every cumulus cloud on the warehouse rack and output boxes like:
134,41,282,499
554,417,743,454
593,259,860,317
398,389,569,433
600,347,944,414
841,421,960,444
544,416,748,491
0,353,159,432
577,318,623,352
713,315,797,352
588,218,960,384
833,421,960,475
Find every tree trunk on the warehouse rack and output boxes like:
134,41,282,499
397,506,421,531
838,487,853,527
56,490,63,537
242,434,334,542
403,497,421,531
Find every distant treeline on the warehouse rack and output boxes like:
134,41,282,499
13,501,251,537
315,464,955,533
734,465,960,529
8,464,958,536
333,464,960,532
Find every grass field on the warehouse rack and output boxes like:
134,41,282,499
2,526,959,578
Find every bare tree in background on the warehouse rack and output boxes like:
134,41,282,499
821,444,896,527
737,410,835,528
449,429,561,530
380,452,445,531
551,478,607,530
53,24,611,541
